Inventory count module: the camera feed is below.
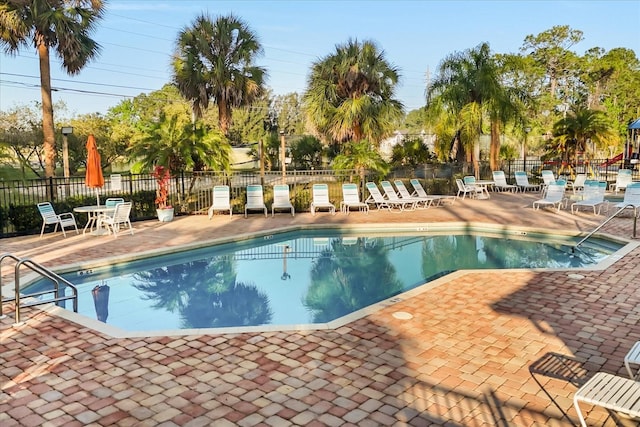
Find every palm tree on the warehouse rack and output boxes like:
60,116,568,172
550,107,617,164
303,38,404,145
428,43,518,173
332,140,389,182
0,0,105,179
172,13,267,136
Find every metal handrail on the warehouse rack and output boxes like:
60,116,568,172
0,253,78,325
573,204,639,251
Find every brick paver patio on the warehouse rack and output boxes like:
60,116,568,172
1,192,639,426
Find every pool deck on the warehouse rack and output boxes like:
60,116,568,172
2,192,640,426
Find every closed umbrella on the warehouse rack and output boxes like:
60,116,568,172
85,134,104,205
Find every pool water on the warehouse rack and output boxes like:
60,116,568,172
25,228,621,332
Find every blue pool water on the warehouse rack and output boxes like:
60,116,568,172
25,228,622,332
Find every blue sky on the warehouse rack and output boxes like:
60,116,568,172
1,0,638,118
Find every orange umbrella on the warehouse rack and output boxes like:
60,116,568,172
85,134,105,205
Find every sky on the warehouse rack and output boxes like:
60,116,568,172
1,0,639,120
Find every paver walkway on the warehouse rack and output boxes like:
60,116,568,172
1,192,640,426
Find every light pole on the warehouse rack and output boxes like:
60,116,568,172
61,126,73,179
280,130,286,184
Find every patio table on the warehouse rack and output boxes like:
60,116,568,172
73,205,115,235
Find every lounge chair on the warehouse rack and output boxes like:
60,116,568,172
571,181,607,215
614,182,640,217
37,202,79,238
514,171,541,192
97,201,133,237
456,178,484,199
609,168,633,194
365,182,406,211
208,185,232,219
532,183,566,212
393,180,434,208
574,372,640,427
491,171,517,192
340,183,369,214
244,185,268,218
272,184,295,217
310,184,335,215
410,179,456,206
380,181,417,210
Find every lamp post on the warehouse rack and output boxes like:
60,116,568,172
280,130,286,184
61,126,73,179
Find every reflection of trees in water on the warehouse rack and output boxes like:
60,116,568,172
421,235,584,280
304,237,402,323
133,256,273,328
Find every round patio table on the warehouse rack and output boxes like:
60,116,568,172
73,205,116,235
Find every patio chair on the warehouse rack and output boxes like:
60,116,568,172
393,180,434,208
491,171,517,192
614,182,640,217
571,181,607,215
310,184,335,215
532,183,567,212
208,185,232,219
380,181,417,210
456,178,484,199
244,185,268,218
514,171,541,192
609,168,633,193
365,182,405,211
37,202,79,238
272,184,295,217
97,201,133,237
566,173,587,194
463,176,490,198
574,372,640,427
340,183,369,214
410,179,456,206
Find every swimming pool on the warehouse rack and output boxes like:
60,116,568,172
23,225,627,335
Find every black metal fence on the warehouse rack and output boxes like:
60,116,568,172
1,158,636,238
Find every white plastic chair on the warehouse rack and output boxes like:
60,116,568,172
456,178,483,199
244,185,268,218
340,183,369,214
609,169,633,194
272,184,295,217
37,202,78,238
310,184,335,215
491,171,517,192
514,171,541,192
208,185,232,219
614,182,640,217
393,180,433,208
380,181,417,210
409,179,456,206
97,202,133,237
571,181,607,215
532,183,566,212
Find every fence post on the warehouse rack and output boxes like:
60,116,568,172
47,177,55,202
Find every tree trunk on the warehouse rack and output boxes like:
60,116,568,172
218,100,231,136
489,120,500,171
38,40,56,179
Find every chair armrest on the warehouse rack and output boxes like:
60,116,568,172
58,212,76,221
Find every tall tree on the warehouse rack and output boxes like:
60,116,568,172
0,0,105,178
303,38,404,145
172,13,267,136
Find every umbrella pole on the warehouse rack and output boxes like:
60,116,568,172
96,189,100,206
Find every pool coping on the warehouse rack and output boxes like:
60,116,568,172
15,221,639,338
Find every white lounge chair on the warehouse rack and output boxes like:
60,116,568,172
340,183,369,214
463,176,490,198
393,180,434,208
532,183,566,212
609,168,633,194
515,171,541,192
491,171,517,192
567,173,587,194
456,178,483,199
97,201,133,237
310,184,335,215
614,182,640,217
244,185,268,218
571,181,607,215
208,185,232,219
365,182,406,211
380,181,417,210
37,202,79,238
574,372,640,427
272,184,295,217
410,179,456,206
